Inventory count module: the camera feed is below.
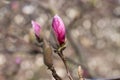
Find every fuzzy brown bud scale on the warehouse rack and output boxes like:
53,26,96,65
43,40,53,68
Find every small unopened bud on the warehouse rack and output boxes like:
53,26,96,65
43,40,53,68
52,15,66,46
78,66,84,80
31,20,43,42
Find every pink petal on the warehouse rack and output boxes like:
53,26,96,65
52,15,66,45
31,20,41,37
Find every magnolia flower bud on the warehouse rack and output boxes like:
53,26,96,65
52,15,66,45
31,20,42,42
31,20,41,37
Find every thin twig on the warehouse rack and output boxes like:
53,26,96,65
49,66,62,80
57,51,74,80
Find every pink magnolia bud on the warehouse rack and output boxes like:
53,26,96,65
52,15,66,45
31,20,41,37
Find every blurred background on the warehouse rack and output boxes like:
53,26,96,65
0,0,120,80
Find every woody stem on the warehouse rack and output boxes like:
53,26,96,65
58,51,74,80
48,66,62,80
